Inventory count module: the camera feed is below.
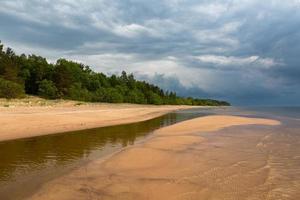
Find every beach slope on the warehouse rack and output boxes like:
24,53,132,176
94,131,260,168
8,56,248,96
0,99,193,141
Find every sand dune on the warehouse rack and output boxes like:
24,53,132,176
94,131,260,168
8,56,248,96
27,115,283,200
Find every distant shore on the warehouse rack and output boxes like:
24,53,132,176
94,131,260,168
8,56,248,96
27,115,280,200
0,97,197,142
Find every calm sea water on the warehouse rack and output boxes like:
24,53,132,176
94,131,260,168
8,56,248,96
0,106,299,199
181,106,300,119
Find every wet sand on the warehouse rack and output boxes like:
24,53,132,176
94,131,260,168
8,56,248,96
0,103,193,141
27,115,290,200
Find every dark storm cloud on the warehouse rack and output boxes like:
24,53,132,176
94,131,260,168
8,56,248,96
0,0,300,105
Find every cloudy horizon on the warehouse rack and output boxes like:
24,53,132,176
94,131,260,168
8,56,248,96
1,0,300,105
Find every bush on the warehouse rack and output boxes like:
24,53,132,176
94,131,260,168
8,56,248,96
104,88,123,103
38,79,58,99
147,91,163,105
91,88,105,102
125,90,146,104
68,83,92,101
0,78,25,99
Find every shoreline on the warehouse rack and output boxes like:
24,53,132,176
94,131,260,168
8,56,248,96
27,115,281,200
0,102,197,142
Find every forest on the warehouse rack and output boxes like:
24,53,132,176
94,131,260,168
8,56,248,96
0,41,229,106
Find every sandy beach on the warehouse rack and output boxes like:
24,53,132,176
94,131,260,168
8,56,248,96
27,115,283,200
0,98,193,141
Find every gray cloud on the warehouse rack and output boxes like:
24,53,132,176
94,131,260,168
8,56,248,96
1,0,300,105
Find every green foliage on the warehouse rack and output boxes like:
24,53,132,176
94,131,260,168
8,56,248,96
68,83,92,102
38,79,58,99
0,78,25,99
146,91,163,105
0,41,230,106
103,88,124,103
125,90,147,104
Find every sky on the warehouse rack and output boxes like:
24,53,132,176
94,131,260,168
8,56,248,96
0,0,300,105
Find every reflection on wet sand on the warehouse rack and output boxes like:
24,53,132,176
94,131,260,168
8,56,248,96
27,115,300,200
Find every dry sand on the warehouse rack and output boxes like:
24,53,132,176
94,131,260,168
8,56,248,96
0,101,193,141
27,115,281,200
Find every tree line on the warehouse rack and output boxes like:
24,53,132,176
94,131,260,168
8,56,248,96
0,41,230,106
